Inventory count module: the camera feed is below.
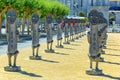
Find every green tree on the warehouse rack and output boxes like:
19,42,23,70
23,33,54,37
78,11,85,17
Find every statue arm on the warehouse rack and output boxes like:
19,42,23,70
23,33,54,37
6,23,9,41
31,24,33,36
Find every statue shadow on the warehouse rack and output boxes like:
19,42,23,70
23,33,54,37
94,73,120,80
17,70,42,77
103,61,120,65
69,44,81,46
41,59,59,63
107,44,120,47
104,54,120,57
74,41,83,43
63,48,75,50
107,48,120,51
54,52,69,55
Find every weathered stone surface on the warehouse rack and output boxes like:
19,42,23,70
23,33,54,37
4,66,21,72
29,56,42,60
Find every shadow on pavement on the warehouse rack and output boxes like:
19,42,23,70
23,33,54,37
103,61,120,65
96,73,120,80
18,70,42,77
54,52,69,55
107,44,120,46
107,48,120,51
63,48,75,50
104,54,120,56
69,44,81,46
41,59,59,63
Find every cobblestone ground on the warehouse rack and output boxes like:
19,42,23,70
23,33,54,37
0,33,120,80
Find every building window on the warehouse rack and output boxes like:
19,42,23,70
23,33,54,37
110,1,118,6
95,0,106,6
79,0,83,7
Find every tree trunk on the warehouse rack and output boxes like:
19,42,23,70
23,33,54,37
0,14,2,38
21,16,26,36
27,15,30,35
44,17,47,32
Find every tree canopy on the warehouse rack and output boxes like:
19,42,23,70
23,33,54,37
0,0,69,18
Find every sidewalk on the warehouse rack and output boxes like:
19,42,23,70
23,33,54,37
0,40,7,45
0,33,120,80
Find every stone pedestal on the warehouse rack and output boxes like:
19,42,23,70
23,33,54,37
71,39,75,42
103,46,107,49
63,42,70,44
99,57,104,62
45,49,55,53
29,56,42,60
4,66,21,72
56,45,64,48
69,39,75,42
75,37,79,40
86,68,102,75
79,35,81,38
101,50,105,54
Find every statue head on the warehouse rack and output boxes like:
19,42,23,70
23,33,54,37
46,15,52,24
64,17,68,23
56,16,62,24
7,9,17,24
31,13,39,24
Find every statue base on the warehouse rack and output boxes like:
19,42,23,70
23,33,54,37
56,45,64,48
4,66,21,72
29,56,42,60
86,68,102,75
79,36,81,38
71,39,75,42
99,57,104,62
45,49,55,53
101,50,105,54
69,39,75,42
63,42,70,44
75,37,79,39
103,46,107,49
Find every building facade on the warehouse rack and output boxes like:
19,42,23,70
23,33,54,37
58,0,120,25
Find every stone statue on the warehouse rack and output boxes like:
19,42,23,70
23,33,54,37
63,18,70,44
69,19,74,42
30,13,41,60
78,19,82,38
4,9,20,71
74,19,79,39
45,15,54,53
98,14,108,62
56,16,64,48
86,10,103,75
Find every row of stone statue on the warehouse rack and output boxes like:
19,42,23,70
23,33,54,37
4,9,86,72
86,9,108,75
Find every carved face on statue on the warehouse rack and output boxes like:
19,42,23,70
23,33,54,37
7,9,17,24
64,18,68,23
46,15,52,24
56,17,62,24
32,13,39,24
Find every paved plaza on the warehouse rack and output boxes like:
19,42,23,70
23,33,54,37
0,33,119,80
